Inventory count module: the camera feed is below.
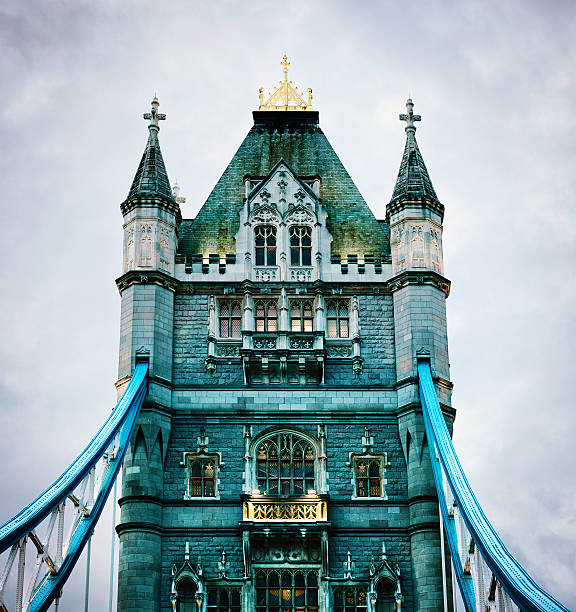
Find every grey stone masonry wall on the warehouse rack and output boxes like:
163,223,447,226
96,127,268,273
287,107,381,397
172,290,397,387
156,398,416,609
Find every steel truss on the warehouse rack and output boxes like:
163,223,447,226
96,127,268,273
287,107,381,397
0,360,148,612
417,358,568,612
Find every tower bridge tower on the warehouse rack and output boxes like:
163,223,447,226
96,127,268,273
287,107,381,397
116,59,452,612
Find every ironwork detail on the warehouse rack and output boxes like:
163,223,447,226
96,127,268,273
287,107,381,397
243,497,327,522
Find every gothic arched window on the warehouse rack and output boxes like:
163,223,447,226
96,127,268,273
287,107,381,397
219,300,242,338
177,578,198,612
333,586,368,612
290,299,314,332
255,225,277,266
256,569,318,612
326,300,350,338
289,225,312,266
256,432,317,495
255,300,278,332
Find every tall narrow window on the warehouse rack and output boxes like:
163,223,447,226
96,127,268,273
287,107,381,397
354,458,382,498
290,300,314,332
207,587,241,612
255,300,278,332
187,456,217,498
256,432,316,496
290,225,312,266
255,225,277,266
256,570,318,612
326,300,350,338
333,587,368,612
219,300,242,338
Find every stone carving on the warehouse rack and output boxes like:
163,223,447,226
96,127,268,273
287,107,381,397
327,344,353,357
253,337,277,349
250,206,280,225
290,267,313,282
285,207,314,225
216,344,241,357
138,224,153,267
254,267,278,282
290,337,314,350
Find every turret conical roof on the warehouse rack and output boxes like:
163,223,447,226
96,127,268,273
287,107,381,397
390,99,438,203
127,97,175,202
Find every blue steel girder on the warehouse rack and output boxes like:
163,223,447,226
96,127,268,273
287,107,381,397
417,358,568,612
0,360,148,612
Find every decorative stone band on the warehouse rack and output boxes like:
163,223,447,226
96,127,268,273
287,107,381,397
385,196,445,223
115,269,180,294
387,270,451,298
243,495,327,522
120,195,182,224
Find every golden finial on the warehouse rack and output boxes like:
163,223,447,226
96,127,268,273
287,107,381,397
281,54,290,81
258,55,313,111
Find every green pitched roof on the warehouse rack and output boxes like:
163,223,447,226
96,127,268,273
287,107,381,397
127,129,175,202
390,129,438,203
178,111,388,259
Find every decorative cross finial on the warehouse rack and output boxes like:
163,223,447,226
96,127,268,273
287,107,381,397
399,98,421,132
281,54,290,81
173,181,186,205
143,96,166,132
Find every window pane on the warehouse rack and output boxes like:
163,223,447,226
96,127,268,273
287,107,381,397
327,319,338,338
302,248,312,266
339,319,349,338
231,318,241,337
204,479,215,497
291,318,302,332
268,319,277,332
219,318,229,337
291,247,300,266
231,302,242,316
303,318,313,332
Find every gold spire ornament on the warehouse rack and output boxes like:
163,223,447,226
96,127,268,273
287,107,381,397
258,55,313,111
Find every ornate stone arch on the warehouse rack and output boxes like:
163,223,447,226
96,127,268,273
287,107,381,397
248,427,321,496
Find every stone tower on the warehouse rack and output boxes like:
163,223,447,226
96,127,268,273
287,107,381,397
116,61,453,612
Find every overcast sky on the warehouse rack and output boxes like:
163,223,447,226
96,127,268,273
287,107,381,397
0,0,574,609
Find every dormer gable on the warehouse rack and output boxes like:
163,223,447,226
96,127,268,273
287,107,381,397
246,158,320,224
236,159,331,283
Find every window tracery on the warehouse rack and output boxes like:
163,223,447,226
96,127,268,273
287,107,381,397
255,225,277,266
326,300,350,338
255,432,317,496
219,300,242,338
290,299,314,332
354,458,383,498
289,225,312,266
255,569,319,612
255,300,278,332
186,455,218,498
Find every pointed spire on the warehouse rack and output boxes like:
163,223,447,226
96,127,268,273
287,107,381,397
390,99,438,203
127,97,175,202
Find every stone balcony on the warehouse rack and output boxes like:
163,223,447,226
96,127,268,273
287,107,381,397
241,331,325,384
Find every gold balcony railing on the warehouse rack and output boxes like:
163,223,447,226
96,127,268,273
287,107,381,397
243,495,327,522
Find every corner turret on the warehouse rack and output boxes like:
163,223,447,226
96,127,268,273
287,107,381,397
387,99,445,276
120,97,181,275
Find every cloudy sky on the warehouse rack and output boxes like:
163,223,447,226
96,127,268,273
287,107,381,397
0,0,574,609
